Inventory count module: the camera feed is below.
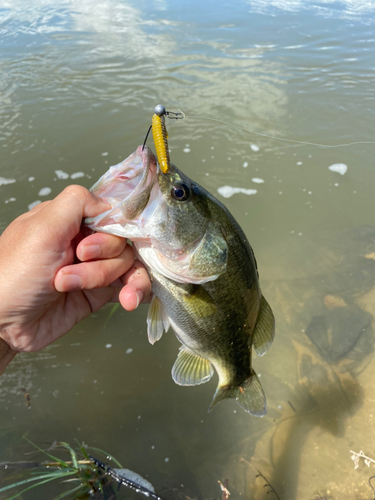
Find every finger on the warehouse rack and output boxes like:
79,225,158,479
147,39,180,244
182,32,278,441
122,261,151,291
77,233,128,261
59,185,111,219
119,282,145,311
82,286,122,314
54,244,135,292
118,263,152,311
33,185,111,245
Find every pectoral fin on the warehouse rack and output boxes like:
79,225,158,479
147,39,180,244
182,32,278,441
147,295,170,345
253,295,275,356
172,347,214,386
208,369,266,416
150,225,228,284
188,226,228,279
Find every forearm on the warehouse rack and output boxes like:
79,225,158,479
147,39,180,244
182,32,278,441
0,337,17,375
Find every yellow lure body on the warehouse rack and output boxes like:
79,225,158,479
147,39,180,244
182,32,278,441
152,113,170,174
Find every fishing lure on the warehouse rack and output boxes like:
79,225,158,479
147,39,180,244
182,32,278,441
152,104,170,174
143,105,184,174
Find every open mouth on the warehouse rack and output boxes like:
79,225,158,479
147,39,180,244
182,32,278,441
85,145,158,230
90,146,156,205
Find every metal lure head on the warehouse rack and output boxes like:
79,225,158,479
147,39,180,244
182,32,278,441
154,104,166,117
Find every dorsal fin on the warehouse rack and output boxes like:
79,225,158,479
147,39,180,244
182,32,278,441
253,296,275,356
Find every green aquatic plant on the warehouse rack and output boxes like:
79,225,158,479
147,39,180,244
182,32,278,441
103,303,121,332
0,438,121,500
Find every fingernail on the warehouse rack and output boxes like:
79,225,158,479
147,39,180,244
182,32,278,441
82,244,101,260
58,274,82,292
135,290,144,308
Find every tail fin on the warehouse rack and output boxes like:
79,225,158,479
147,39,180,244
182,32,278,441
208,370,266,416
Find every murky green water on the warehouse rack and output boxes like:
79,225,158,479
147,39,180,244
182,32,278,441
1,1,375,499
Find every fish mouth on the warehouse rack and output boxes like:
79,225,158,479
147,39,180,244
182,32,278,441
85,145,158,229
89,145,156,206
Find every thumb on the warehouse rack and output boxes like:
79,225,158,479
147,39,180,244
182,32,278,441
34,185,110,243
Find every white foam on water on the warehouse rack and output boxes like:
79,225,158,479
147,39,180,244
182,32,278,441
255,44,276,48
101,152,108,156
126,348,133,354
5,198,16,204
217,186,257,198
328,163,347,175
55,170,69,180
28,200,41,210
38,187,51,196
183,148,190,153
250,144,260,152
0,177,16,186
71,172,85,179
105,344,112,349
243,162,248,168
252,177,264,184
28,177,35,182
297,161,303,165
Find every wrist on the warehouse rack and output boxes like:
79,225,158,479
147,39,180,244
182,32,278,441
0,336,17,375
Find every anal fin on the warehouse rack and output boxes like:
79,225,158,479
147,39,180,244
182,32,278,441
172,347,214,386
147,295,170,345
253,295,275,356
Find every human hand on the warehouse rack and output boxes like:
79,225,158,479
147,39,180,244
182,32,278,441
0,185,151,372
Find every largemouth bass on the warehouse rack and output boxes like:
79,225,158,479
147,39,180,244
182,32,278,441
85,145,275,416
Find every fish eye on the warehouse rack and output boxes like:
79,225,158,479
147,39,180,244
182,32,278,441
171,183,190,201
